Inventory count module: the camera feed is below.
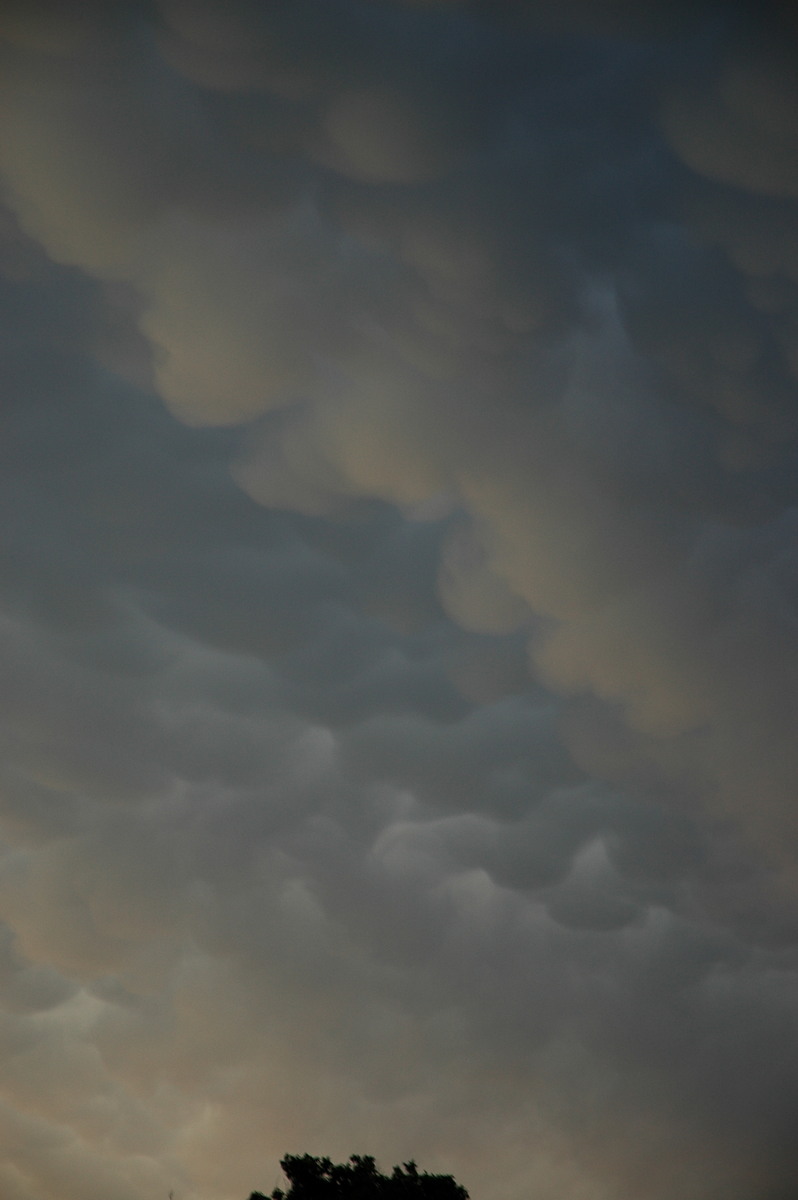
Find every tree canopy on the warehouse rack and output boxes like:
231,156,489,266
249,1155,469,1200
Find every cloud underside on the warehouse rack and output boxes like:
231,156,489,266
1,3,798,1200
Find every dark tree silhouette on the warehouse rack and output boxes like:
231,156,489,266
248,1154,469,1200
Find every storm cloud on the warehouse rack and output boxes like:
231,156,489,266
2,3,798,1200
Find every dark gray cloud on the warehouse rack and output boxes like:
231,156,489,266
1,4,798,1200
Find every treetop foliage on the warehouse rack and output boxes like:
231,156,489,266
248,1154,469,1200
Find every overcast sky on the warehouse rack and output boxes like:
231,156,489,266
1,3,798,1199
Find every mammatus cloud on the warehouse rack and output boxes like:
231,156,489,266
2,3,798,1200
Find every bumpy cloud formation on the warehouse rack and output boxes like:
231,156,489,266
2,3,798,1200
